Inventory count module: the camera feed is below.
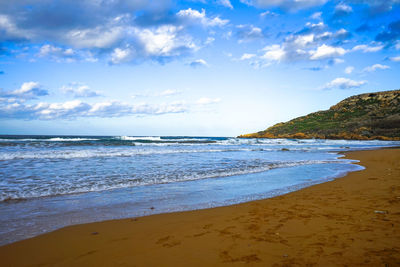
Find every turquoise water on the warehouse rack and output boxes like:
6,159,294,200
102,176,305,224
0,135,399,245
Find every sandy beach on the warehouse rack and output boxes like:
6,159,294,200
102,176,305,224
1,148,399,266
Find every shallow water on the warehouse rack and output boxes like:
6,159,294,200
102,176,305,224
0,135,399,245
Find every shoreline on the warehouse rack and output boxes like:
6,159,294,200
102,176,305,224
0,147,363,246
1,148,399,266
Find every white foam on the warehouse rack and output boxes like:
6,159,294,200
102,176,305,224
117,136,162,141
0,159,344,202
0,138,99,142
0,148,253,160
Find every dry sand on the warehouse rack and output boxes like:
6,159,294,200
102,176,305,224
1,148,399,266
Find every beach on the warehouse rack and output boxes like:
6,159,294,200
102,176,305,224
1,148,399,266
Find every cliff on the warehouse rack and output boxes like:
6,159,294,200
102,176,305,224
238,89,400,140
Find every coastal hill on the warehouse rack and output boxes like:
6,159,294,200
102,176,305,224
238,89,400,140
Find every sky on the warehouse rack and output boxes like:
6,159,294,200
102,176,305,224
0,0,399,137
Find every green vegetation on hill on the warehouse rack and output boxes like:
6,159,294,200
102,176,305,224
239,89,400,140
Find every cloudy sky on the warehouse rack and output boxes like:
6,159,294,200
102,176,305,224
0,0,399,136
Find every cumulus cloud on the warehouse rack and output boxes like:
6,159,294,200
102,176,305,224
310,44,347,60
334,28,351,40
352,44,384,52
0,82,48,99
135,25,196,59
240,53,256,60
0,99,188,120
36,44,97,62
0,2,144,44
239,0,328,12
261,45,286,61
260,11,278,17
177,8,229,27
0,1,229,64
189,59,208,67
236,24,265,42
61,83,102,98
362,64,390,72
310,12,322,20
323,77,367,89
241,20,351,67
218,0,233,9
38,44,74,57
110,47,135,64
333,3,353,18
297,22,325,35
344,66,354,74
107,25,197,64
389,56,400,62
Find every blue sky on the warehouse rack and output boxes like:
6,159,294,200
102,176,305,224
0,0,399,136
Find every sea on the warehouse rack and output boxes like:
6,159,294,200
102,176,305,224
1,135,399,245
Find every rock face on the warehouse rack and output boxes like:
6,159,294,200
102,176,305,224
238,89,400,140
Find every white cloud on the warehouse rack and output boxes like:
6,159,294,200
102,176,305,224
389,56,400,62
260,11,278,17
334,58,345,64
304,21,325,31
61,83,102,98
362,64,390,72
197,97,221,105
0,99,188,120
204,37,215,45
177,8,229,27
64,25,125,49
189,59,208,67
37,44,97,63
38,44,74,57
240,53,256,60
352,44,384,53
292,34,315,47
236,25,264,42
310,44,346,60
0,14,33,41
310,12,322,20
261,45,286,61
396,42,400,50
323,77,367,89
239,20,351,68
344,66,354,74
110,47,135,64
334,3,353,15
218,0,233,9
135,25,197,59
0,82,48,99
334,28,350,39
0,3,205,65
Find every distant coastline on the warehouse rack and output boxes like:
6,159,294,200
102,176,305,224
239,89,400,141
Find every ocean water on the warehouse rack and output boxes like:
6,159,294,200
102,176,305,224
0,135,399,245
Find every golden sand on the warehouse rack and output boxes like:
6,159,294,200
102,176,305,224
1,148,399,266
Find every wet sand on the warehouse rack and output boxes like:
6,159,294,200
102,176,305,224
1,148,399,266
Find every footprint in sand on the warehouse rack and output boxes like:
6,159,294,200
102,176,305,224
156,235,181,248
203,223,213,229
219,250,261,263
